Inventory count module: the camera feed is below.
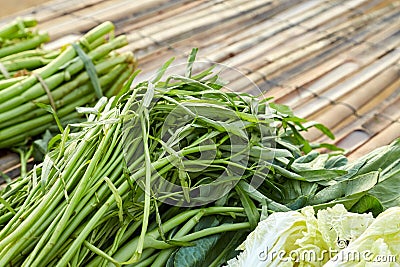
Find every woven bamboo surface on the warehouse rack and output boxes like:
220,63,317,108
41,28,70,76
0,0,399,178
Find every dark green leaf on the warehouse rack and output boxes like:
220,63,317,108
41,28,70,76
239,181,291,212
312,192,367,211
345,171,379,196
309,171,379,205
368,168,400,209
325,154,348,169
269,102,293,116
311,142,345,152
350,194,383,217
286,195,308,210
33,130,53,157
206,231,248,267
235,184,260,229
297,169,347,182
172,217,221,267
302,121,335,139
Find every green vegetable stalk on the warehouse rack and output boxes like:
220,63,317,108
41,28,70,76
0,49,339,266
0,21,136,148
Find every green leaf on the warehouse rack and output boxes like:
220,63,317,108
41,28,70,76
325,154,348,169
276,138,302,156
239,180,291,212
297,169,347,183
309,171,379,205
173,217,221,267
186,48,198,78
272,163,305,181
313,123,335,140
288,124,312,154
40,154,54,192
153,57,175,83
280,179,317,206
311,142,345,152
235,184,260,229
36,102,64,133
249,146,293,161
350,194,383,216
347,138,400,177
302,121,335,139
312,192,367,211
269,102,294,116
72,43,102,98
47,134,62,151
0,197,15,214
292,151,320,165
206,230,248,267
368,168,400,209
113,69,141,107
286,195,308,210
173,235,220,267
33,130,54,160
345,171,379,196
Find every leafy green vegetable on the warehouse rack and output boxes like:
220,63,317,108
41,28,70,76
1,49,332,266
172,217,221,267
308,138,400,214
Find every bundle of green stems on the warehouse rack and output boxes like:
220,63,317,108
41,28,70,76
0,21,136,148
0,50,335,266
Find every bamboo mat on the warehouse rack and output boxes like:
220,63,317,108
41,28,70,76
0,0,399,178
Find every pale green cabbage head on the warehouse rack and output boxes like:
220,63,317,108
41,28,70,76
226,204,376,267
324,206,400,267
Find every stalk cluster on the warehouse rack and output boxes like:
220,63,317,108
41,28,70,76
0,50,333,266
0,20,136,148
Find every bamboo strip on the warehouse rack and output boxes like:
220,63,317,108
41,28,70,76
322,49,400,100
272,15,400,106
37,0,111,22
117,0,200,34
276,62,359,107
349,122,400,160
74,0,170,24
123,0,279,54
40,0,166,38
298,0,371,29
138,0,269,46
129,0,250,41
206,0,337,62
315,80,400,146
0,0,109,24
294,48,400,118
0,151,19,172
379,98,400,122
208,0,300,46
302,66,399,140
164,0,295,56
229,38,338,92
335,128,371,152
